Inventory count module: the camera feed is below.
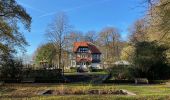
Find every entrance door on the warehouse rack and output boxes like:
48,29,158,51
81,62,86,68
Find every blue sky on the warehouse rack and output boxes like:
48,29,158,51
16,0,147,55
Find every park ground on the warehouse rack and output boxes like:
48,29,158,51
1,82,170,100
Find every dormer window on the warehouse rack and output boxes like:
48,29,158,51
79,47,88,52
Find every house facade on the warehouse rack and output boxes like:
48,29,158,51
71,42,102,69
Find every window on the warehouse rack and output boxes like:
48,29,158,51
80,54,87,58
97,54,100,59
92,54,96,59
79,47,88,52
81,62,86,65
92,54,100,60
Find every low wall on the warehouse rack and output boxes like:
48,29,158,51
1,69,64,83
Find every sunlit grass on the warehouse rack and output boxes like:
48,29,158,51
1,83,170,100
1,95,170,100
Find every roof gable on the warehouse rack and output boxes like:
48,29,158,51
73,42,101,54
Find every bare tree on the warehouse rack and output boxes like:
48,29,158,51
64,30,83,52
69,31,83,42
98,27,121,66
46,12,71,75
128,19,148,43
85,31,97,43
144,0,170,41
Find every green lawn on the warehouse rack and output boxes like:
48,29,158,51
1,83,170,100
25,95,170,100
64,71,108,75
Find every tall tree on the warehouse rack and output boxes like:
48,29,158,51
98,27,121,65
120,45,135,62
144,0,170,62
69,31,83,42
46,12,71,74
129,19,148,43
85,31,97,43
34,43,58,68
0,0,31,53
145,0,170,42
132,41,169,79
64,30,83,51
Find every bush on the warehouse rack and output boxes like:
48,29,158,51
22,69,64,83
0,54,24,82
103,79,134,84
68,67,77,72
90,68,104,72
148,80,168,84
77,67,89,72
91,69,104,72
107,65,134,80
132,41,170,80
89,67,104,72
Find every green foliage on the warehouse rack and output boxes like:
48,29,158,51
25,69,63,83
0,0,31,53
69,67,77,72
108,65,134,80
0,53,23,80
2,83,170,99
0,0,31,29
89,67,104,72
146,0,170,63
132,41,170,79
35,43,57,65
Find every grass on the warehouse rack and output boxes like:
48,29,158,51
1,83,170,100
64,71,108,75
21,95,170,100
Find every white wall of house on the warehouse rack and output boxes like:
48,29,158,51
71,60,76,67
77,65,80,68
91,63,101,69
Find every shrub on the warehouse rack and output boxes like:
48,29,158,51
89,67,104,72
77,67,89,72
23,69,64,83
68,67,77,72
107,65,134,80
0,54,24,82
132,41,170,80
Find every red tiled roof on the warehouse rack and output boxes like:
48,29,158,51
73,42,89,52
76,57,92,62
88,43,101,54
73,42,101,54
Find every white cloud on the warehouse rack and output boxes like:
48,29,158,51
39,0,111,18
17,1,45,13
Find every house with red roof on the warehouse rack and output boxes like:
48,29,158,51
71,42,102,69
